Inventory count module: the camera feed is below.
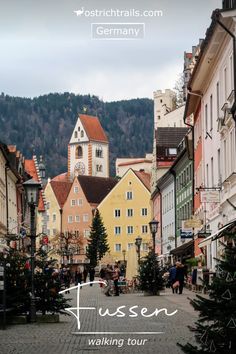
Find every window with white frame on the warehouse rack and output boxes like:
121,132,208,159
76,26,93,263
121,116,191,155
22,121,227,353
127,226,133,234
217,82,220,118
115,244,121,252
114,209,121,218
211,157,214,188
126,191,133,200
47,229,50,236
52,214,56,222
127,243,133,250
46,202,50,210
47,214,50,221
141,243,149,251
142,225,148,234
210,94,213,131
83,214,89,222
96,164,103,172
224,67,227,101
84,229,90,238
77,199,83,206
205,104,208,136
53,229,56,236
141,208,148,216
74,186,79,193
75,215,80,223
71,199,76,206
68,215,73,223
127,208,133,217
114,226,121,235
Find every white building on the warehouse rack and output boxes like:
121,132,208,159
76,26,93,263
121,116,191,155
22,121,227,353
185,7,236,270
68,114,109,180
116,154,152,177
157,170,175,256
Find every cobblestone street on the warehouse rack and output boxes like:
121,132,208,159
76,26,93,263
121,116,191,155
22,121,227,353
0,282,198,354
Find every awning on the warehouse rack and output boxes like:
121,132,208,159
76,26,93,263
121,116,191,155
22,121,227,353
170,240,194,257
199,220,236,248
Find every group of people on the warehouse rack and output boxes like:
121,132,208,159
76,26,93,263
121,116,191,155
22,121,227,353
100,264,121,296
59,265,96,292
168,261,187,295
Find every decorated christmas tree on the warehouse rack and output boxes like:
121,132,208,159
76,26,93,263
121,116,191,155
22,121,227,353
86,210,109,267
0,250,30,315
179,228,236,353
138,251,164,295
34,249,70,315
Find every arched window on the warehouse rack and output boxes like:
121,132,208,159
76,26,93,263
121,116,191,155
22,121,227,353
74,131,78,139
81,130,84,138
75,145,83,159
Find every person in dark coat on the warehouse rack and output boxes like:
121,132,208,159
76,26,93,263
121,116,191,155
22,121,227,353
175,262,186,294
75,267,83,286
89,267,95,286
83,267,88,283
169,264,177,294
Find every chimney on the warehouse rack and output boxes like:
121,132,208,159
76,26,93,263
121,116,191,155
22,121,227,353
222,0,236,9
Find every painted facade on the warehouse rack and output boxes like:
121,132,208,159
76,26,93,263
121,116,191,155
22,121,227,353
68,114,109,180
98,169,152,262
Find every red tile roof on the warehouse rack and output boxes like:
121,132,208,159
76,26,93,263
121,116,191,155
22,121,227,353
118,159,152,167
24,160,38,181
24,159,45,212
51,172,69,182
79,114,108,143
133,170,151,192
50,181,72,208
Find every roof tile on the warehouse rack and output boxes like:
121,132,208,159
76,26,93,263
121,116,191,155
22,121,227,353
79,114,108,143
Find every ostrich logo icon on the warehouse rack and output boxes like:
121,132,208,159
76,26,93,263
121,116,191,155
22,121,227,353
74,8,85,16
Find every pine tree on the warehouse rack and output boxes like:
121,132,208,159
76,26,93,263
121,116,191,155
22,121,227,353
0,250,30,315
34,249,70,315
138,251,164,295
86,210,109,267
179,229,236,353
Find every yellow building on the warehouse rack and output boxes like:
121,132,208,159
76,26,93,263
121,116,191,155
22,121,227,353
98,169,152,263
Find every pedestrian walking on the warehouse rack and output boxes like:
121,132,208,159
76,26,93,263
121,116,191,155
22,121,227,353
75,267,83,286
168,264,177,294
89,267,95,286
104,264,113,296
113,264,120,296
175,262,186,294
83,267,88,283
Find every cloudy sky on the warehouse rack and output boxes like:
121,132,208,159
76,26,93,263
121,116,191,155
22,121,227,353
0,0,221,101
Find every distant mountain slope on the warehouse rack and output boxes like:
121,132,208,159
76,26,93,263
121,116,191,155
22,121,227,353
0,92,153,177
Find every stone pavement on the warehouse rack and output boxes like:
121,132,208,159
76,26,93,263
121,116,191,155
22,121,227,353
0,282,199,354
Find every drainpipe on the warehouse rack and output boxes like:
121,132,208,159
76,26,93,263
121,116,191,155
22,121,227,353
215,14,236,121
170,170,177,249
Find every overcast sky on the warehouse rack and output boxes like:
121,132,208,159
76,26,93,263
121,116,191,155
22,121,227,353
0,0,222,101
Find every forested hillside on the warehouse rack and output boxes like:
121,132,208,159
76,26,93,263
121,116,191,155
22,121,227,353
0,92,153,177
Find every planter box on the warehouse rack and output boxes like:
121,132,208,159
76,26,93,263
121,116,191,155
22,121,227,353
36,314,60,323
7,315,27,324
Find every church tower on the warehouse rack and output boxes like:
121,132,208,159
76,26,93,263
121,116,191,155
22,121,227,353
68,114,109,180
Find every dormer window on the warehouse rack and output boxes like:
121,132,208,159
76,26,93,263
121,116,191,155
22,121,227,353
75,145,83,159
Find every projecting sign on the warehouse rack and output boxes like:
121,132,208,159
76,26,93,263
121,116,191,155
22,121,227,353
180,230,193,239
183,218,203,229
200,190,220,203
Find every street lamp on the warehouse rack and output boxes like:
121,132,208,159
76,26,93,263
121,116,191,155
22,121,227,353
149,219,159,295
135,236,142,264
149,219,159,254
23,178,41,322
